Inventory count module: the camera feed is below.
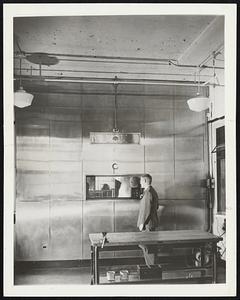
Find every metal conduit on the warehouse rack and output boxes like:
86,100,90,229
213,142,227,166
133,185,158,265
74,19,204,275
15,75,224,86
14,67,213,78
199,44,224,68
14,56,171,66
43,78,224,86
23,51,179,63
169,60,224,70
15,51,224,70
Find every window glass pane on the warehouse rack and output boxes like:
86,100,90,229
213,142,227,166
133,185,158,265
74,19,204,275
86,175,142,200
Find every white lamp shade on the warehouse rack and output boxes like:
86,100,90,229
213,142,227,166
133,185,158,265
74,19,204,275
14,88,34,108
187,96,210,112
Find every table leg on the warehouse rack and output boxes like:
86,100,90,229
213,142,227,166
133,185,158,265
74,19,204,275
153,246,158,264
94,246,99,284
212,243,217,283
200,246,206,279
90,245,94,285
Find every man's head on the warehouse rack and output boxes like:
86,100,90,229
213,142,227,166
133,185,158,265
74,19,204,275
140,174,152,188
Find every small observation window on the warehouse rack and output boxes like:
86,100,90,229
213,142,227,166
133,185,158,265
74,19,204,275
86,175,143,200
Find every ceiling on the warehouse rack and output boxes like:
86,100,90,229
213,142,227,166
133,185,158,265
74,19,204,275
13,15,224,93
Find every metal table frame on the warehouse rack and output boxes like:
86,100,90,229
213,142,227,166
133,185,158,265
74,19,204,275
89,231,222,285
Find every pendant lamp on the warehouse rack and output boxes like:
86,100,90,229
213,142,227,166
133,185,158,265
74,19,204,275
187,94,210,112
14,58,34,108
187,69,210,112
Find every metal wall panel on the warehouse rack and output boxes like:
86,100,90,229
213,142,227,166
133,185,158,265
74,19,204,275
82,200,114,259
174,100,205,137
117,108,144,122
114,200,142,257
175,136,204,161
116,121,144,134
81,95,114,109
117,96,144,108
50,161,83,200
16,107,82,122
174,200,206,230
148,175,175,199
175,160,205,184
145,138,174,161
49,200,83,260
82,121,115,139
49,119,83,200
145,108,173,125
82,108,114,123
82,161,114,176
144,97,174,110
47,107,82,122
15,87,208,261
82,144,115,162
50,123,82,161
15,109,49,122
33,93,82,108
114,200,139,232
157,201,176,230
15,201,50,260
173,96,207,201
113,144,144,162
16,120,50,202
113,162,144,175
174,160,206,199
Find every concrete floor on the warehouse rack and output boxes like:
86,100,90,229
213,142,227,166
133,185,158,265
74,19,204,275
15,266,91,285
14,263,226,285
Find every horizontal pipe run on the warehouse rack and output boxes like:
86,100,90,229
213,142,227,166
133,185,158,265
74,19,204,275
43,78,224,87
14,56,171,66
198,44,224,68
14,75,223,86
24,91,206,97
22,51,179,63
169,60,224,70
207,116,225,124
14,67,213,78
44,79,201,86
15,52,224,70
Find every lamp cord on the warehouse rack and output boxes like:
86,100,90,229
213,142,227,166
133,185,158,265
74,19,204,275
213,52,216,88
114,76,118,132
197,69,200,95
19,57,22,87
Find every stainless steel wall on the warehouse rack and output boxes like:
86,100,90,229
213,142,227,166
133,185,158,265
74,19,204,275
15,85,208,261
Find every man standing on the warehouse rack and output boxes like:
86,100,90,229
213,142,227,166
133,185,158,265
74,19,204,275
137,174,159,231
137,174,159,266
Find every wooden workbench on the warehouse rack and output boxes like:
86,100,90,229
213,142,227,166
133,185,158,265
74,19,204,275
89,230,222,285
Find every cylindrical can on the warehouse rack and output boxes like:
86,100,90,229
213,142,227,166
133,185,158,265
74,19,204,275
106,271,115,281
120,270,129,281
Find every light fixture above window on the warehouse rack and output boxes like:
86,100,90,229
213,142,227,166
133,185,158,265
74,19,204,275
89,76,141,144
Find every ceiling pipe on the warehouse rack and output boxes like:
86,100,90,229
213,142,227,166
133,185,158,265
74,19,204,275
14,67,213,78
14,56,171,66
169,60,224,70
14,75,224,86
15,51,224,70
43,77,223,87
22,51,179,64
198,44,224,68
